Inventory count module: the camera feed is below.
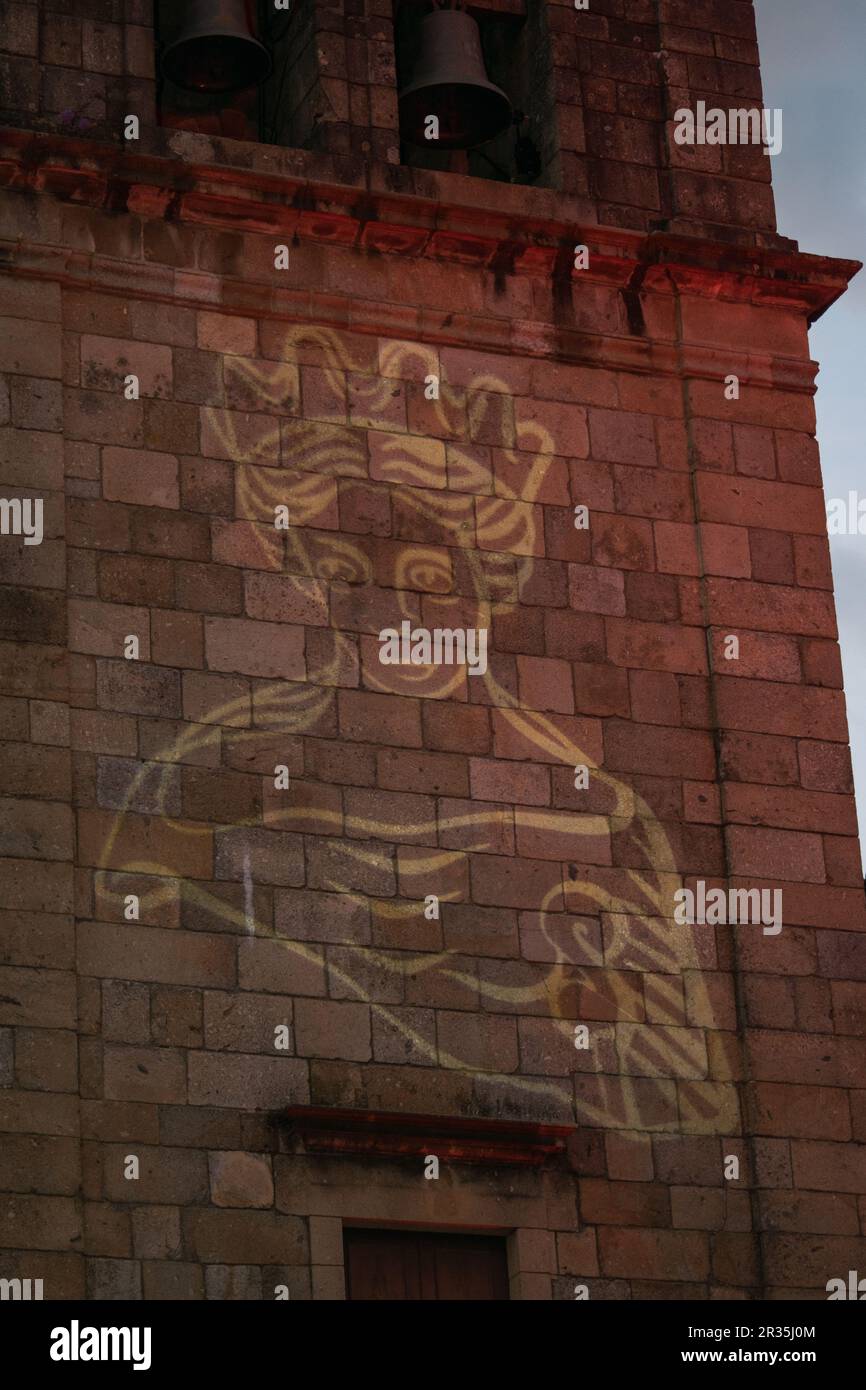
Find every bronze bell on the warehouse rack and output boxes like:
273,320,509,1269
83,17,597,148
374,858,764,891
162,0,272,94
399,7,512,150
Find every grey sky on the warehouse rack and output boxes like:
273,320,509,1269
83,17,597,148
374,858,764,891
755,0,866,865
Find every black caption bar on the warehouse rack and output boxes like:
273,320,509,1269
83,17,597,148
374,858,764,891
4,1298,861,1378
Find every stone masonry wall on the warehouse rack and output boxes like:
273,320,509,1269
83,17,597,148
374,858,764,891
0,0,864,1301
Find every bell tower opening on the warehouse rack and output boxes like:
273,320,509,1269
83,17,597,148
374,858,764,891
394,0,554,187
155,0,275,143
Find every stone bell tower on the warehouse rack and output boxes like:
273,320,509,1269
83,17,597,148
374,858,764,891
0,0,864,1301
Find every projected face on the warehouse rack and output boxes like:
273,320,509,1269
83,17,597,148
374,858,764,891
95,327,724,1138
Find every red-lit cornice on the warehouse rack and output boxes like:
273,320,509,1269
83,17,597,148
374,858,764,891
280,1105,574,1166
0,126,858,324
0,127,860,394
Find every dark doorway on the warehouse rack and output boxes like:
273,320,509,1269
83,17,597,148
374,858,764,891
344,1228,509,1300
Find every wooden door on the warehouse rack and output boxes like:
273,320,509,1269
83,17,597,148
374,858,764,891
344,1228,509,1300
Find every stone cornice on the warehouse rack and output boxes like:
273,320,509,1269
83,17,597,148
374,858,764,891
0,126,860,391
280,1105,573,1166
